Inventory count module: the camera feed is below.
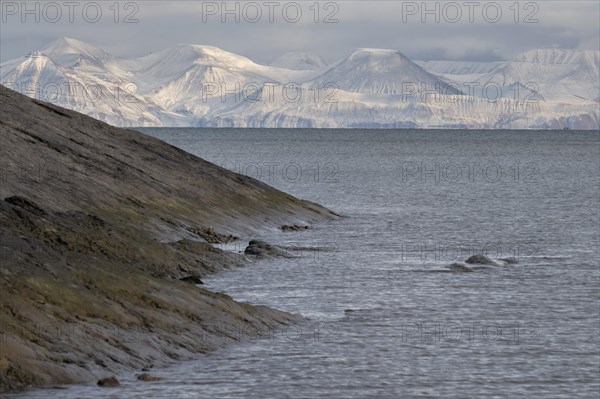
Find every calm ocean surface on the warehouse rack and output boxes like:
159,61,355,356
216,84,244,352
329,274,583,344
15,129,600,398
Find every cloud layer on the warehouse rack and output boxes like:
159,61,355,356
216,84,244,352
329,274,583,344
1,1,598,63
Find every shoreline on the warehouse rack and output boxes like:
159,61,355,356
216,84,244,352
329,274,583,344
3,234,309,394
0,88,338,393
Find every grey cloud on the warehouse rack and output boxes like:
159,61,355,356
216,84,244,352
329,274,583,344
1,1,598,63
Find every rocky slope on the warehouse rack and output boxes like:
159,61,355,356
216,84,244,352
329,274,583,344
0,87,337,392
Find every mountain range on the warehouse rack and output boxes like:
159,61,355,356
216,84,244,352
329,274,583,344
1,37,598,129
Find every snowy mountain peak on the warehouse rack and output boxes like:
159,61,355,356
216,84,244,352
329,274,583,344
51,36,83,47
1,38,598,129
40,36,113,67
270,52,328,70
169,43,258,69
346,48,411,64
1,51,68,99
313,47,462,96
353,48,404,55
15,51,58,74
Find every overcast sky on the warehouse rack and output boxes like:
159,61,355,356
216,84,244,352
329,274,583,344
1,1,598,64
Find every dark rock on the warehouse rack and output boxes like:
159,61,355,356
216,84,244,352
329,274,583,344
141,364,153,372
4,196,46,216
447,263,475,272
281,224,310,231
244,240,296,258
188,226,238,244
64,211,106,227
500,257,519,264
179,275,204,285
97,377,120,387
136,373,164,382
465,255,498,266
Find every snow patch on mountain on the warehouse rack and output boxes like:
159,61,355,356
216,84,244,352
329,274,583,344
312,48,463,96
476,49,600,102
1,38,598,129
416,60,504,75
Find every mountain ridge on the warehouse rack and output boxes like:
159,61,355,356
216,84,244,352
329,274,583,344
1,37,598,129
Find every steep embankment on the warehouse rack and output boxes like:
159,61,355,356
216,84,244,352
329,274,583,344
0,86,337,392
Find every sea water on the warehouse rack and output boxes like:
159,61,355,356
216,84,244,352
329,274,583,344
14,129,600,398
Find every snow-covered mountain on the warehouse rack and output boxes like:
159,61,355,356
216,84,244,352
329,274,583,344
40,36,113,69
270,52,328,70
0,38,185,127
416,60,504,76
1,37,598,129
477,49,600,102
311,48,463,96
